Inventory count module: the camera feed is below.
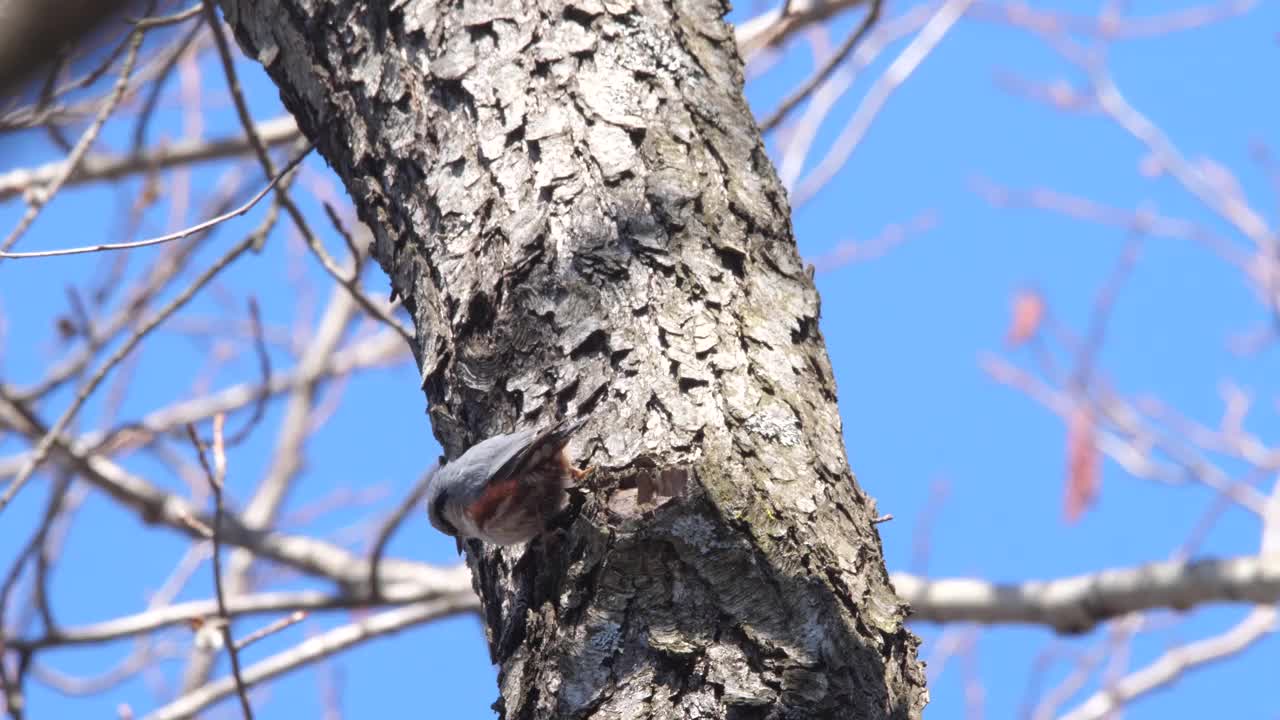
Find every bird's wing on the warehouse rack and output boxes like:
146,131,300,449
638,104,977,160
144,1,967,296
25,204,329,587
464,474,522,529
489,416,589,486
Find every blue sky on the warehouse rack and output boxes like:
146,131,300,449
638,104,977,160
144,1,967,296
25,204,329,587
2,1,1277,718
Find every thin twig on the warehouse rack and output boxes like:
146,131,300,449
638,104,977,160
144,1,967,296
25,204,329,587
0,393,446,588
322,202,362,271
0,26,145,255
234,611,307,651
144,600,477,720
200,0,273,172
131,18,206,153
0,116,301,202
759,0,883,133
0,149,311,259
0,195,282,514
200,0,414,345
793,0,974,206
29,640,174,697
368,469,437,597
220,298,273,446
38,2,151,108
132,2,204,28
0,330,407,483
16,170,249,403
187,416,254,720
29,473,87,636
1070,237,1143,390
36,53,71,152
8,581,472,651
0,469,76,709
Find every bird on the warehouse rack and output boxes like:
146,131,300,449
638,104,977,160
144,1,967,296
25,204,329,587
425,416,591,545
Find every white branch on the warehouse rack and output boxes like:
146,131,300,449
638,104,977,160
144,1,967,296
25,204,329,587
735,0,870,59
143,599,471,720
1057,606,1276,720
1056,474,1280,718
792,0,973,206
0,405,440,589
0,329,407,481
893,554,1280,632
0,116,301,201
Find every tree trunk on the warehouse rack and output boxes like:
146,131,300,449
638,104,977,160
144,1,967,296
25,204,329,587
217,0,927,717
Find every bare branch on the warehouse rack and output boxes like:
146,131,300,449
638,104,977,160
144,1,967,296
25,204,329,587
972,180,1247,267
970,0,1258,41
176,279,372,691
736,0,871,59
142,599,477,720
0,116,301,201
1091,74,1272,248
0,192,285,514
368,469,437,597
1059,606,1275,720
0,329,407,483
10,579,473,651
132,3,204,29
807,212,936,273
188,416,253,719
792,0,973,205
219,298,272,446
10,168,249,402
981,355,1270,514
125,454,436,586
776,6,935,189
0,244,243,513
0,24,144,255
200,0,413,345
758,0,882,133
233,611,307,651
893,554,1280,633
0,147,311,259
1053,475,1280,718
0,378,438,591
29,641,178,697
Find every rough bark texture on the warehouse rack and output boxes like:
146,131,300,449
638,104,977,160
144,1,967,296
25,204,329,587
218,0,928,717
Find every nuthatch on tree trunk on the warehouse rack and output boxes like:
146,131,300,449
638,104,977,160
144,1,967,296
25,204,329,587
425,417,592,545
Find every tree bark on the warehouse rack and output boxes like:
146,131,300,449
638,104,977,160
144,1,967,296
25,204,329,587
217,0,927,717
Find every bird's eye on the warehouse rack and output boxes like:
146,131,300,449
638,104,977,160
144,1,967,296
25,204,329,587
432,491,458,536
